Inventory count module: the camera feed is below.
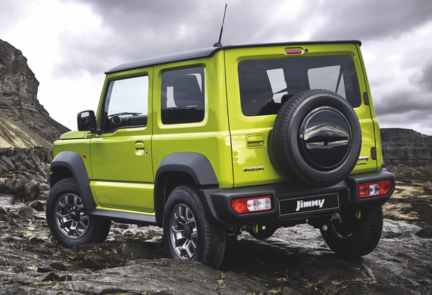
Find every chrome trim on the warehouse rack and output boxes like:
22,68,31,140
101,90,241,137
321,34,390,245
358,156,369,161
244,166,264,172
356,162,368,165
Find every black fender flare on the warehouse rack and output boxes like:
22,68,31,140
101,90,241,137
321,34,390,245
154,152,219,225
50,151,96,215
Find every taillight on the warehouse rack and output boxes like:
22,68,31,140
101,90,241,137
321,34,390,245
231,196,272,214
285,49,302,55
359,180,392,199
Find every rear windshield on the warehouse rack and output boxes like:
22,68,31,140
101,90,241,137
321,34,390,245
238,56,361,116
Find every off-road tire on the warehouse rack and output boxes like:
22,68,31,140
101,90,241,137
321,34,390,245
273,89,362,187
163,185,226,268
249,224,278,240
46,178,111,247
320,206,383,257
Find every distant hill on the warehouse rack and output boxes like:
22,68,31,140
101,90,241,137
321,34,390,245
381,128,432,169
0,39,69,148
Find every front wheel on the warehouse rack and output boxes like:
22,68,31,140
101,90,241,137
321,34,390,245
163,185,226,268
46,178,111,247
321,206,383,257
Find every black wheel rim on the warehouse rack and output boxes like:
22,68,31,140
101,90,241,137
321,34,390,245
170,204,198,260
55,193,89,239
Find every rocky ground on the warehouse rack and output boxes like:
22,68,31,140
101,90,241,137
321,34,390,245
383,168,432,227
0,189,431,294
0,147,52,202
1,148,431,294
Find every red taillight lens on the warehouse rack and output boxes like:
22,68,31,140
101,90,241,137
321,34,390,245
285,49,302,55
359,180,392,199
231,196,272,214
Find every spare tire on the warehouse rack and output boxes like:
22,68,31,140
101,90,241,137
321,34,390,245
273,89,361,187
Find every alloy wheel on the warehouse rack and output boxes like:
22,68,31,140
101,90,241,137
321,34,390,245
54,194,89,239
170,203,198,260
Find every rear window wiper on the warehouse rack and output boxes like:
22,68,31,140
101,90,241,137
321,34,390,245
108,112,142,118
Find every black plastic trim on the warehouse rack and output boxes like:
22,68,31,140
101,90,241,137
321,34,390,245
106,40,362,74
50,151,96,215
200,170,395,227
363,92,369,105
371,147,377,160
91,209,156,225
155,152,218,187
154,152,219,226
345,169,395,207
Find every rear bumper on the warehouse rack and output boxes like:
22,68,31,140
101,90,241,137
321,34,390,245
200,169,395,227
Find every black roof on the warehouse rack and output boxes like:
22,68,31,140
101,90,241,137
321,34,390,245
106,40,362,74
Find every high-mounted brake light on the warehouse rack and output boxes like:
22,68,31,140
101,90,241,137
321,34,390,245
359,180,392,199
285,49,303,55
231,196,272,214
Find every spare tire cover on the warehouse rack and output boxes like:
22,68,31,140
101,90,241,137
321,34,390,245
273,89,362,187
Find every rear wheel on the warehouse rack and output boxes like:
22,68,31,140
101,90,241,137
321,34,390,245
320,206,383,257
46,178,111,247
163,185,226,268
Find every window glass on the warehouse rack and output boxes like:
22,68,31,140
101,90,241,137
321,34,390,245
103,76,148,132
238,56,361,116
161,67,205,124
308,66,347,98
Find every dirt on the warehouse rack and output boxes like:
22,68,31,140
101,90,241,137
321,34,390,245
383,168,432,227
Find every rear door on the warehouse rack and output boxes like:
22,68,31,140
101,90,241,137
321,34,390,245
225,44,377,187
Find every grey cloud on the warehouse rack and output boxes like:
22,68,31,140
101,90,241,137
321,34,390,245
374,89,432,116
55,0,432,78
308,0,432,41
411,59,432,92
50,0,432,134
0,0,26,36
55,0,301,76
377,110,432,129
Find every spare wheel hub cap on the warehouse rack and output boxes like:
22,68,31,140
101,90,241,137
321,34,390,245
299,106,352,170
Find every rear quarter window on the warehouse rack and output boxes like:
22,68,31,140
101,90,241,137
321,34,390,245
238,56,361,116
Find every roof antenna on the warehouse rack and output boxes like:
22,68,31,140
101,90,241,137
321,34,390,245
213,4,227,47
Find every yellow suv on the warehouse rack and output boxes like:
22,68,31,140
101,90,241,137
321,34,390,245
46,41,395,268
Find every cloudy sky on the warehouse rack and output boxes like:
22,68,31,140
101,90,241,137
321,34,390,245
1,0,432,134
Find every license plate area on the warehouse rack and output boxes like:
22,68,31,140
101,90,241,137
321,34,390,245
279,193,339,216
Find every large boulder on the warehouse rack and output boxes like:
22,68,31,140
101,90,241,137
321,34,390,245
13,179,26,198
24,180,39,200
1,156,15,170
4,179,16,194
32,173,47,184
22,159,36,170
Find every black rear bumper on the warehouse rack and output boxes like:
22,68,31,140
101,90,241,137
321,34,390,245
199,169,395,227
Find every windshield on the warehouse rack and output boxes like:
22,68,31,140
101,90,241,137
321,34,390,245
238,56,361,116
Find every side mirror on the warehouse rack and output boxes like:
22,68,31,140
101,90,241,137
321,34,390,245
77,110,96,132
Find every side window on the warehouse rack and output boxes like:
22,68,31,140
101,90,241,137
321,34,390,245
161,67,205,124
103,76,149,132
308,66,347,98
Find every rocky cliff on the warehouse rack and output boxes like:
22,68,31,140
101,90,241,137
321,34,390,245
381,128,432,169
0,39,69,148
